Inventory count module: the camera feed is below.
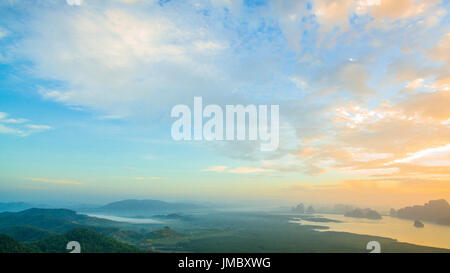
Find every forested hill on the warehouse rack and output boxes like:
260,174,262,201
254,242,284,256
0,208,116,233
0,228,145,253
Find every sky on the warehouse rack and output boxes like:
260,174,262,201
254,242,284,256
0,0,449,208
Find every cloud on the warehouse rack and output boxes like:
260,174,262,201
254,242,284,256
0,118,28,124
203,165,275,174
289,177,450,207
227,166,269,174
399,90,450,121
429,32,450,64
122,167,137,171
2,0,449,196
315,0,444,31
339,167,399,175
369,0,442,21
0,27,8,39
26,177,83,185
269,0,445,53
334,63,374,95
25,124,52,131
290,86,450,177
202,166,228,173
313,0,356,32
0,112,51,136
393,144,450,166
0,124,25,136
15,5,236,118
134,176,164,181
66,0,83,6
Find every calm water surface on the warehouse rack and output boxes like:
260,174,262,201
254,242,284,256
291,214,450,250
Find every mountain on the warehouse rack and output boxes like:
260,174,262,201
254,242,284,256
0,208,115,233
396,199,450,225
0,226,56,242
0,208,81,232
344,208,382,220
94,199,202,215
28,228,144,253
153,213,193,221
0,228,144,253
0,202,33,212
0,208,184,252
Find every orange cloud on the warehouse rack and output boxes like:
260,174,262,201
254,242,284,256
202,166,228,173
290,177,450,208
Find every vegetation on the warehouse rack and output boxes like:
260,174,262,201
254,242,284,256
344,208,382,220
0,206,449,253
0,226,56,242
0,234,35,253
28,228,144,253
0,208,88,233
395,199,450,226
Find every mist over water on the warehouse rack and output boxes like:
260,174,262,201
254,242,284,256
87,214,164,224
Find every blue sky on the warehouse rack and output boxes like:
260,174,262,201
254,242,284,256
0,0,449,208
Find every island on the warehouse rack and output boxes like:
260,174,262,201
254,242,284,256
395,199,450,226
344,208,382,220
414,220,424,228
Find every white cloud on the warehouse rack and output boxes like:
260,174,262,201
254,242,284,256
25,124,52,131
134,176,164,181
194,41,228,53
15,6,239,118
393,144,450,166
290,76,307,89
0,27,8,39
3,0,449,169
203,165,278,174
26,177,83,185
344,147,393,162
0,124,25,136
228,166,269,174
98,115,124,120
0,112,51,136
405,78,425,90
66,0,83,6
0,118,28,124
339,167,399,175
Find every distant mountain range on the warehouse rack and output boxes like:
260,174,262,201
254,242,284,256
0,199,206,216
391,199,450,226
90,199,203,216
